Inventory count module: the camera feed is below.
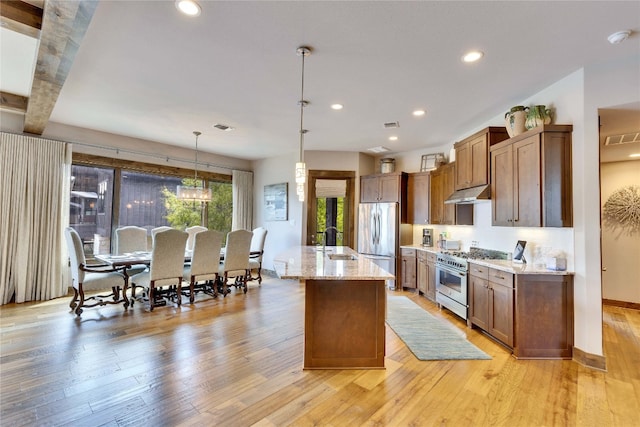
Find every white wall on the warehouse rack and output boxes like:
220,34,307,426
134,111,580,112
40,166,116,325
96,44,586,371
600,160,640,303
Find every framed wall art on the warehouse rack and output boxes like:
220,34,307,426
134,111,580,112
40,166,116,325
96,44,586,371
264,183,288,221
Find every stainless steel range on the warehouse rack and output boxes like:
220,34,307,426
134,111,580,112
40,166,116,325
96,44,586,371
435,247,509,320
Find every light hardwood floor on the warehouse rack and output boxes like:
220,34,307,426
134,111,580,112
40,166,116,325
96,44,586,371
1,276,638,426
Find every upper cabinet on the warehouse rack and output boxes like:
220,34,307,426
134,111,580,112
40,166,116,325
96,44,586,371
360,171,407,202
407,172,430,224
490,125,573,227
454,126,509,191
429,163,456,225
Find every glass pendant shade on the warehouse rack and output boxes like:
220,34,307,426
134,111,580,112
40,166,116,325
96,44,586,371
176,185,212,201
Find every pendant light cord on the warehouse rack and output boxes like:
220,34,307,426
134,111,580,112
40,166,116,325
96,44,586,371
299,52,306,163
193,130,201,186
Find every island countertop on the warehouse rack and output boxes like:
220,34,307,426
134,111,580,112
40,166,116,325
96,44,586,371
273,246,394,281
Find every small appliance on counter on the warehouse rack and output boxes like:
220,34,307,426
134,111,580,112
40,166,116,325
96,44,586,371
422,228,434,247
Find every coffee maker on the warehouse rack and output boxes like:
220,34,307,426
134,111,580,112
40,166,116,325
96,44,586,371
422,228,434,247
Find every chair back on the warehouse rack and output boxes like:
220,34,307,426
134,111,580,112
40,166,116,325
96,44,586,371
190,230,224,276
149,229,188,282
186,225,208,251
65,227,85,288
115,226,148,254
222,229,253,275
250,227,268,262
151,226,173,245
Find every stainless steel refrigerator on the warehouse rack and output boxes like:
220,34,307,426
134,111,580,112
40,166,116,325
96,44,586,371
358,202,401,288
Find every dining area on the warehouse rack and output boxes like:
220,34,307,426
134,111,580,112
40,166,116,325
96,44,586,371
64,225,268,316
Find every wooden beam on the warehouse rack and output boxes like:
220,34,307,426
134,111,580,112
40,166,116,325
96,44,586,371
23,0,98,135
0,0,43,38
0,91,28,113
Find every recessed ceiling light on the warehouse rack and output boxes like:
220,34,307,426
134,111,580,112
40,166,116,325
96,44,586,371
389,136,398,141
412,109,426,117
462,50,484,63
608,30,631,44
367,146,390,153
175,0,201,16
331,104,343,110
630,153,640,158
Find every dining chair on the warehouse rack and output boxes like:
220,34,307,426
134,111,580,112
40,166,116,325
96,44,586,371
182,230,224,303
65,227,129,317
151,226,173,245
114,226,148,287
219,229,253,295
248,227,268,284
185,225,208,252
131,228,188,311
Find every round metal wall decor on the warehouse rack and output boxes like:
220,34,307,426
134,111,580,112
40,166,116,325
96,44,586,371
603,184,640,233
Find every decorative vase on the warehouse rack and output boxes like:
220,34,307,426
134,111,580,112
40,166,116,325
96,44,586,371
505,106,528,137
525,105,552,130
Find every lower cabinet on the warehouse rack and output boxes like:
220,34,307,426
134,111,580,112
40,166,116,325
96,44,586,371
417,250,436,301
469,262,574,359
469,264,514,347
401,248,416,290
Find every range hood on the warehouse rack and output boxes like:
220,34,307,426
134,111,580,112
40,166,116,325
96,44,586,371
444,185,491,204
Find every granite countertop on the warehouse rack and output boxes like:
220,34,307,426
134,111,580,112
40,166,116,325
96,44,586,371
400,244,438,253
468,259,574,275
273,246,395,280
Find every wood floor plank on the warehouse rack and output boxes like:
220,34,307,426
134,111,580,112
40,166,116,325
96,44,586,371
1,277,639,426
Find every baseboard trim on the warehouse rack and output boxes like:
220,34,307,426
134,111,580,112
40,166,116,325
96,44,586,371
573,346,607,371
603,299,640,310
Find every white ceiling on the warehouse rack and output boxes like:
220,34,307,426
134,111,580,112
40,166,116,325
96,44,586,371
2,1,640,161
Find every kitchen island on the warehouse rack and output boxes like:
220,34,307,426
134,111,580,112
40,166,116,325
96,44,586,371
273,246,394,369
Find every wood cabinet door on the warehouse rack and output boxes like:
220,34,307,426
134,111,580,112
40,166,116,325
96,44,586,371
513,136,541,227
408,173,430,224
402,254,417,289
426,260,436,301
429,170,443,224
454,141,471,190
489,281,514,347
378,174,400,202
469,135,489,187
469,275,489,331
416,254,427,295
491,144,514,226
442,163,456,225
360,176,380,202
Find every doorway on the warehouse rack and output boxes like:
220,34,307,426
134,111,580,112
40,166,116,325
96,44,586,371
305,170,356,248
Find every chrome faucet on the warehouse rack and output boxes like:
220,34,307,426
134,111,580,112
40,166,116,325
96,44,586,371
322,226,340,253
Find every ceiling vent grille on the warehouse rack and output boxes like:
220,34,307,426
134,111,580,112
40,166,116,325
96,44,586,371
605,132,640,145
213,123,234,131
383,121,400,129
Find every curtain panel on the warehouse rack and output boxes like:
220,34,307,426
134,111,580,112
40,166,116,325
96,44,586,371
231,170,253,231
0,132,71,304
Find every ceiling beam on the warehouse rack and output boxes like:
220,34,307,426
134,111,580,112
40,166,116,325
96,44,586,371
23,0,98,135
0,91,28,113
0,0,43,38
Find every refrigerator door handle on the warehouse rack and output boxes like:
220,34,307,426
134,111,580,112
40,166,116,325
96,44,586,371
371,212,377,246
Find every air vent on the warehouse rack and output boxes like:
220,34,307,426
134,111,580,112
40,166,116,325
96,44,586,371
213,123,234,131
383,121,400,129
367,146,390,153
605,132,640,145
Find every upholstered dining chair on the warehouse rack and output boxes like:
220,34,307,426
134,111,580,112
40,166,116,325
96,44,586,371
248,227,268,284
151,226,172,244
219,229,253,295
182,230,224,303
185,225,208,252
114,226,148,284
131,228,188,311
65,227,129,317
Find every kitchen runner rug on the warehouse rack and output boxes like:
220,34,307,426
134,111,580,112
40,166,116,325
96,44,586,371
386,296,491,360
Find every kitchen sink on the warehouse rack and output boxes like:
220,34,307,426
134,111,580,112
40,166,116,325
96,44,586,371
328,253,358,261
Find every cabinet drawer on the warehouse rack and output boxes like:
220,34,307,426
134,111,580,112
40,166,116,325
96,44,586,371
489,268,513,288
469,263,489,279
402,248,416,257
426,252,436,263
417,250,428,261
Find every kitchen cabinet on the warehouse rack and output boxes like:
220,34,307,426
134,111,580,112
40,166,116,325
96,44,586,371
454,127,509,190
401,248,416,290
469,264,514,347
407,172,430,224
416,250,436,301
490,125,573,227
429,163,456,225
360,172,407,204
427,251,436,301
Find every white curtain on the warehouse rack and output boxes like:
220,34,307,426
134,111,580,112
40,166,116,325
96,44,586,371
231,170,253,231
0,132,71,304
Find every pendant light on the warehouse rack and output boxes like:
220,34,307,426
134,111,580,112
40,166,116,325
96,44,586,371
295,46,311,202
177,131,212,202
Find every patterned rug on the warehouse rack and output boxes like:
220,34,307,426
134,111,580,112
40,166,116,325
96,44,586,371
386,295,491,360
